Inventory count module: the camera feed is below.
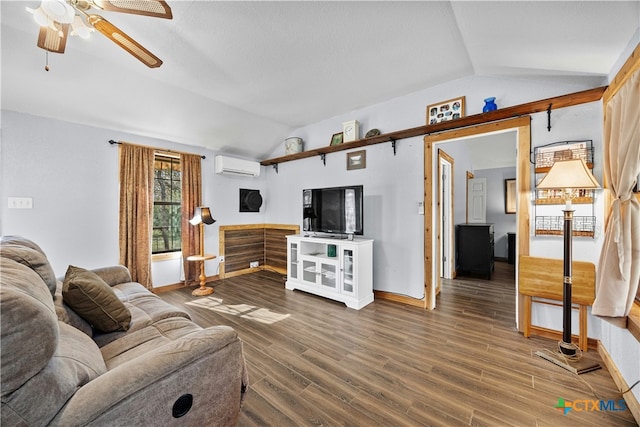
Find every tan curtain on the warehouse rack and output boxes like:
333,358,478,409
593,69,640,317
119,143,155,289
181,153,202,286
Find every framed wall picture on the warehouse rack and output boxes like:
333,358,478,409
330,132,343,146
505,179,516,214
426,96,465,125
346,150,366,170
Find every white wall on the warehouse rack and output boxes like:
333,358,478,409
528,102,605,266
0,111,267,286
473,167,517,259
265,74,600,299
525,100,608,341
435,139,475,229
265,135,425,298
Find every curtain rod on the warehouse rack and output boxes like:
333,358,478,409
108,140,206,159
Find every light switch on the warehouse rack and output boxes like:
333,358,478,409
418,201,424,215
8,197,33,209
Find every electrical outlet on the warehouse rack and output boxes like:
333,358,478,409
218,256,225,263
250,261,259,268
8,197,33,209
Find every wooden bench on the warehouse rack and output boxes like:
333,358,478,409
519,255,595,351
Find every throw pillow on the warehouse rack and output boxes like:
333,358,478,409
62,265,131,333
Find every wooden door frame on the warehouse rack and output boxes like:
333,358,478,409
424,117,531,330
465,171,474,223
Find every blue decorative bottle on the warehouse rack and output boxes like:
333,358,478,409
483,97,497,112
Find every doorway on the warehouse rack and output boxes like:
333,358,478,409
424,117,531,331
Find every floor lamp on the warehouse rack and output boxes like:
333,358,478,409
536,158,600,357
188,206,216,296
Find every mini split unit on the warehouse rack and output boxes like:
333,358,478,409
214,155,261,177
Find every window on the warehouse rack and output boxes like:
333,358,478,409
152,154,182,254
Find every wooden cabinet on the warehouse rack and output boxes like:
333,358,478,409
286,234,373,310
507,232,516,265
456,224,494,279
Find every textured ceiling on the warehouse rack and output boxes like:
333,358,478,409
2,1,639,160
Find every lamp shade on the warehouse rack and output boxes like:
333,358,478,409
189,206,216,226
537,159,600,190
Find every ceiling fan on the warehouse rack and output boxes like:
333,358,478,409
26,0,172,68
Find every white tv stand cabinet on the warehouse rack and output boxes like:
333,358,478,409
286,234,373,310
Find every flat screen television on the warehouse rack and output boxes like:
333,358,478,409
303,185,364,236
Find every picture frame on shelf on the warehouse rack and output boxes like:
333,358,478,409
426,96,465,125
346,150,366,170
505,179,516,214
330,132,343,146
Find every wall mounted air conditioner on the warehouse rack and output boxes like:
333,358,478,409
214,155,261,177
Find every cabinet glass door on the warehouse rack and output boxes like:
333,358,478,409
319,261,338,290
302,259,317,284
289,242,299,279
342,248,355,295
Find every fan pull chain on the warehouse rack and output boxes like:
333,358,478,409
45,51,50,72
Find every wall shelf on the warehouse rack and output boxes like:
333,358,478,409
260,86,606,167
533,140,596,238
534,216,597,237
535,195,594,205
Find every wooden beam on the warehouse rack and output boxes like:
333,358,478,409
603,42,640,104
261,86,607,166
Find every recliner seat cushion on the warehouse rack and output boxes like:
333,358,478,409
100,317,203,369
62,265,131,333
92,292,191,347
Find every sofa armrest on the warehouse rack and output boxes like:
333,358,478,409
51,326,248,426
90,265,132,287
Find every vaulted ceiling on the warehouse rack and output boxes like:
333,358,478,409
2,1,638,160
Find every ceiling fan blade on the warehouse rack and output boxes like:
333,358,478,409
91,0,172,19
87,15,163,68
37,23,70,53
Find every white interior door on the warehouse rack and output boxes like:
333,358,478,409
439,158,452,279
467,177,487,223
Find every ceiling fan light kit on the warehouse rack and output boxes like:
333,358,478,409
70,15,94,38
26,0,172,68
26,6,50,26
42,0,75,23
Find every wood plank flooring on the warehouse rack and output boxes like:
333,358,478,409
160,262,637,426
